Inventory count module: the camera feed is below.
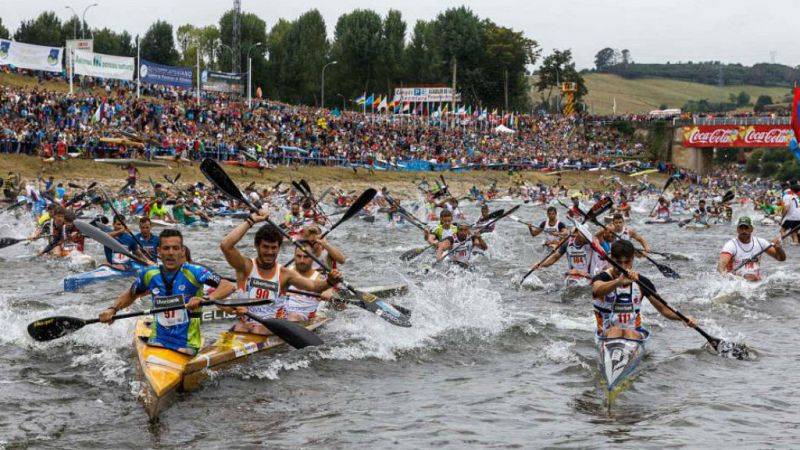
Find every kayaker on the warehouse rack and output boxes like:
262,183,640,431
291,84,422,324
651,197,671,221
149,198,174,223
533,228,602,283
284,202,305,236
134,217,160,262
219,210,342,335
284,241,335,322
597,213,650,257
425,209,457,245
436,222,487,265
104,215,140,270
528,206,568,250
97,229,235,356
780,183,800,245
592,240,696,339
717,216,785,282
301,224,346,269
692,199,709,225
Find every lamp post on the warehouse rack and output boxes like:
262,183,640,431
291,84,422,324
247,42,263,109
321,60,337,109
218,43,234,72
64,7,78,39
81,3,98,39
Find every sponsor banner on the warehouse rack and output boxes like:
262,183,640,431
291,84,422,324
66,39,93,53
394,87,461,103
201,70,243,94
140,58,192,88
682,125,794,147
0,39,63,73
73,49,135,81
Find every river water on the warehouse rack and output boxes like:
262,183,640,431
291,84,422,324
1,198,798,449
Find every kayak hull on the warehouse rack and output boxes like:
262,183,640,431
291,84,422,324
133,316,327,420
596,329,650,404
64,263,143,291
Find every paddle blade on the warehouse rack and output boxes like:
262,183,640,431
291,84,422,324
351,291,412,327
28,316,87,341
200,159,255,210
663,176,675,191
300,179,312,197
68,182,82,189
174,173,181,183
164,174,173,183
243,315,322,349
0,237,22,249
74,220,145,264
337,189,377,224
721,190,734,203
715,339,750,360
400,246,429,261
654,261,681,279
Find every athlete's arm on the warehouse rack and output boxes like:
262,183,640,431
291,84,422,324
283,267,342,293
630,229,650,254
98,285,147,323
528,223,542,237
472,232,488,251
436,238,453,261
536,245,565,269
221,213,267,273
765,237,786,262
318,238,346,264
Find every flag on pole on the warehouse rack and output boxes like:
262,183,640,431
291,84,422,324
365,94,374,105
354,93,366,105
792,86,800,141
91,101,104,124
373,95,382,108
378,96,388,111
402,101,410,113
415,102,423,115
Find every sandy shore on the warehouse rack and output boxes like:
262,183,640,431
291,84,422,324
0,155,664,199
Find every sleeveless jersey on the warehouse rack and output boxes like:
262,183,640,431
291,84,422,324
284,270,322,319
591,271,655,333
448,235,475,265
539,219,565,245
239,259,285,322
720,237,771,279
559,237,598,275
616,226,631,242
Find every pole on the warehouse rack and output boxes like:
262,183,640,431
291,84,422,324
451,57,457,129
68,47,73,95
247,56,252,108
321,61,337,109
81,4,98,40
504,68,509,111
136,36,140,99
197,45,201,106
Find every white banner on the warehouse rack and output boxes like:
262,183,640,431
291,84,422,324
394,87,461,103
0,39,63,73
73,49,134,81
66,39,93,53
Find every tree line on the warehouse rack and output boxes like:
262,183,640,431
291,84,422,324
592,47,800,87
1,7,561,112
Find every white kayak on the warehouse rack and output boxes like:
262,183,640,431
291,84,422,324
596,328,651,405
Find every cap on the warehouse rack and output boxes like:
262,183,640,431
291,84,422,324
737,216,753,228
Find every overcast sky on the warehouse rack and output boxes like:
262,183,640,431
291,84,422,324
3,0,797,70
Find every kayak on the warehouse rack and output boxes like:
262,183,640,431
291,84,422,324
133,315,329,420
213,210,249,219
94,158,169,168
644,218,674,224
684,223,711,230
150,219,174,227
596,328,651,405
64,263,144,291
563,274,590,289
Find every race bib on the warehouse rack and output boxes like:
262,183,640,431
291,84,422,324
247,278,278,300
154,294,188,327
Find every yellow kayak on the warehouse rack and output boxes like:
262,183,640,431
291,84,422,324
133,315,329,420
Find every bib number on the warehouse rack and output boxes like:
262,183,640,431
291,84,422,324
154,295,188,327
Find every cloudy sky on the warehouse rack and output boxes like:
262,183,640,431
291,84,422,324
3,0,797,69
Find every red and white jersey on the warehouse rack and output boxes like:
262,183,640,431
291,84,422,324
720,237,771,279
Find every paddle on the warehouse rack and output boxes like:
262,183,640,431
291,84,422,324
384,189,428,230
520,198,612,285
97,187,151,259
285,288,411,316
562,199,680,279
509,215,563,237
64,181,98,208
571,219,749,360
164,174,189,196
74,220,148,265
730,221,800,273
199,158,412,327
0,236,43,249
678,191,733,228
0,198,27,214
283,188,377,266
27,297,275,343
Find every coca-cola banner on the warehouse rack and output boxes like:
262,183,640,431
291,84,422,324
682,125,794,147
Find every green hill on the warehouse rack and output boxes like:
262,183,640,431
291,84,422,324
581,73,791,115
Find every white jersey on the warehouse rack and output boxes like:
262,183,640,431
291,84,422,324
238,259,285,321
448,235,475,265
616,226,631,242
782,193,800,221
720,237,771,279
560,237,600,275
285,270,322,319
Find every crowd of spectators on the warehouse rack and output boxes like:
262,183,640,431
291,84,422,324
0,70,646,172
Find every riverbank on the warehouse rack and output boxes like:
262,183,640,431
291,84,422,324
0,154,665,199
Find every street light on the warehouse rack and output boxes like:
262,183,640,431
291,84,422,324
81,3,98,39
321,60,337,109
217,43,234,72
247,42,263,109
64,7,78,39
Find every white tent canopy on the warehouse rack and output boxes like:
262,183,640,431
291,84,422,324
494,124,515,134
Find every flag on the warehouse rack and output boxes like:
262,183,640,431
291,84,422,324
331,107,341,118
365,94,374,106
373,95,382,108
378,96,388,111
414,102,423,114
354,93,366,105
792,86,800,142
442,103,449,115
91,101,104,124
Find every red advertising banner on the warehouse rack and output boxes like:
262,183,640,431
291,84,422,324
682,125,794,147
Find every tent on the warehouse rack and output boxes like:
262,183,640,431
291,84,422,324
494,124,515,134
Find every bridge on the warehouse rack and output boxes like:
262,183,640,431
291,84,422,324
669,117,792,174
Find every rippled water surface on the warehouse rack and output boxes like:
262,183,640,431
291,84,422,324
1,198,799,449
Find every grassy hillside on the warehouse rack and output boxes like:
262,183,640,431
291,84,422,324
581,73,791,115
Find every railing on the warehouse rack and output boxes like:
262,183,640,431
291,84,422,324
673,116,791,126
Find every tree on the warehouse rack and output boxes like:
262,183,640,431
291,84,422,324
140,20,180,65
535,49,587,111
403,20,444,86
219,10,268,75
433,7,487,105
737,91,750,106
329,9,385,98
265,19,293,99
754,95,773,112
594,47,615,71
621,49,631,65
0,18,9,39
14,11,63,47
93,28,134,57
379,10,406,93
483,20,540,110
279,9,329,105
176,24,220,69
